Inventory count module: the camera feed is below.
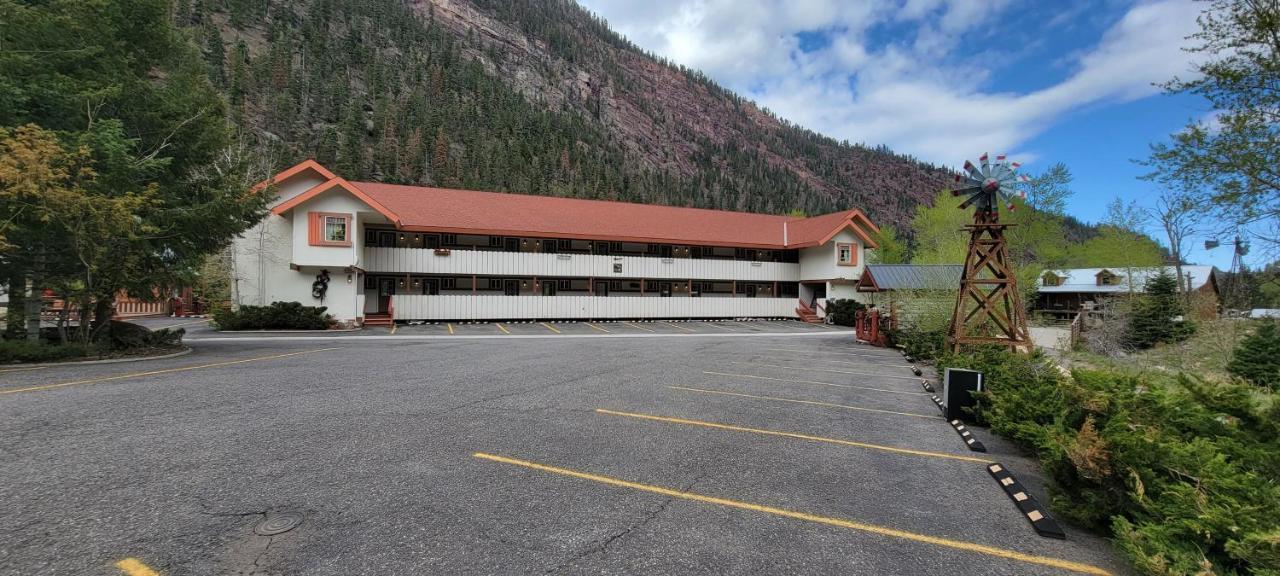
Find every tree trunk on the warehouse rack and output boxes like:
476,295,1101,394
92,297,114,345
23,276,41,341
4,268,27,340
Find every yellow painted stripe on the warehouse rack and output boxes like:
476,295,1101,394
0,365,47,374
624,322,656,333
473,453,1109,576
496,323,511,334
447,323,455,335
665,321,697,333
766,346,902,359
0,348,339,396
731,361,920,381
595,409,992,463
389,322,397,335
668,386,943,420
702,371,929,396
115,558,160,576
585,322,610,333
759,350,914,368
540,322,562,334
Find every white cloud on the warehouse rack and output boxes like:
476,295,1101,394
577,0,1202,167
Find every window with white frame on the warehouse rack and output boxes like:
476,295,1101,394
324,216,347,243
836,243,856,266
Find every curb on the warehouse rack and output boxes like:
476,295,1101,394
986,463,1066,539
948,418,987,452
3,347,193,368
214,327,361,334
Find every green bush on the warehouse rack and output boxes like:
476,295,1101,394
939,347,1280,575
889,325,947,361
1227,321,1280,389
212,301,333,331
0,340,99,363
824,298,864,326
1127,271,1196,349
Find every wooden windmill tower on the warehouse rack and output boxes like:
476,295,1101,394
947,154,1033,353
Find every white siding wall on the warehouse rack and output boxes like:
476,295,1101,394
392,295,795,320
364,248,800,281
290,189,367,268
798,228,865,282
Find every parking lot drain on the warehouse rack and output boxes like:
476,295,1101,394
986,464,1067,539
254,512,304,536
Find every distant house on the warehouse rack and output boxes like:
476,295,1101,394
1036,265,1219,318
856,264,962,328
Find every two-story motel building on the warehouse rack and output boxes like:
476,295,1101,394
232,160,878,325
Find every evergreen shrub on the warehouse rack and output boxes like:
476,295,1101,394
213,301,332,331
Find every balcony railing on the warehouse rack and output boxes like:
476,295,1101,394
390,295,797,321
363,247,799,282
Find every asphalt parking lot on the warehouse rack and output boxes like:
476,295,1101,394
0,326,1126,575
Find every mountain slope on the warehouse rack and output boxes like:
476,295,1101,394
179,0,951,227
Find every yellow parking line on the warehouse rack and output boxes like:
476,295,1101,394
702,371,929,396
624,322,656,333
585,322,610,333
540,322,562,334
595,409,992,463
730,361,920,381
497,323,511,334
115,558,159,576
0,348,339,396
665,321,697,333
668,386,943,420
162,318,212,329
747,354,915,369
447,323,455,335
473,452,1109,576
389,322,397,335
766,346,902,359
0,365,46,374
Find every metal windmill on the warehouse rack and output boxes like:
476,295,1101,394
946,153,1033,352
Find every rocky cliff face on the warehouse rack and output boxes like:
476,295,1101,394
193,0,950,226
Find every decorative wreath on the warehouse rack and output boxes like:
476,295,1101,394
312,269,331,300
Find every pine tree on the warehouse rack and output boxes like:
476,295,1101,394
1227,321,1280,389
203,23,226,88
1127,271,1197,349
431,127,448,185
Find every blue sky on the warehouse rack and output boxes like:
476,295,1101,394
577,0,1251,268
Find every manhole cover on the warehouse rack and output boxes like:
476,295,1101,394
254,512,304,536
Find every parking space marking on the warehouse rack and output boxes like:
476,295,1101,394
159,318,212,329
473,452,1110,576
665,321,698,333
623,322,656,332
595,409,992,463
668,386,944,420
584,322,610,333
0,347,339,396
703,371,930,396
767,346,902,359
115,558,159,576
0,365,47,374
540,322,562,334
496,323,511,334
447,323,455,335
759,350,914,368
730,361,921,381
747,355,921,368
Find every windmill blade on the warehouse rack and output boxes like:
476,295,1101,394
963,160,984,181
950,185,982,197
958,191,988,210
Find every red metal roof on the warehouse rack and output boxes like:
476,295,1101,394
264,161,878,249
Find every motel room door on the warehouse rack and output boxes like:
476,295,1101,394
377,278,396,313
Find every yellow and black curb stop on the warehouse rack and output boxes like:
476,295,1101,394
987,463,1067,539
948,418,987,452
910,365,923,376
928,394,946,413
920,379,935,393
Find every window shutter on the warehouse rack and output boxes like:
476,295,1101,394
308,212,322,246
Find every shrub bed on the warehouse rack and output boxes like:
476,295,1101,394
0,323,185,364
939,348,1280,575
824,298,864,326
0,340,100,363
212,301,333,331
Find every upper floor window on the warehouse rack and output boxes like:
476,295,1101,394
1096,270,1119,286
308,212,352,247
1042,272,1062,287
836,243,857,266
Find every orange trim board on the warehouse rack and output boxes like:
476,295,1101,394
472,452,1111,576
270,178,402,226
250,159,336,193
